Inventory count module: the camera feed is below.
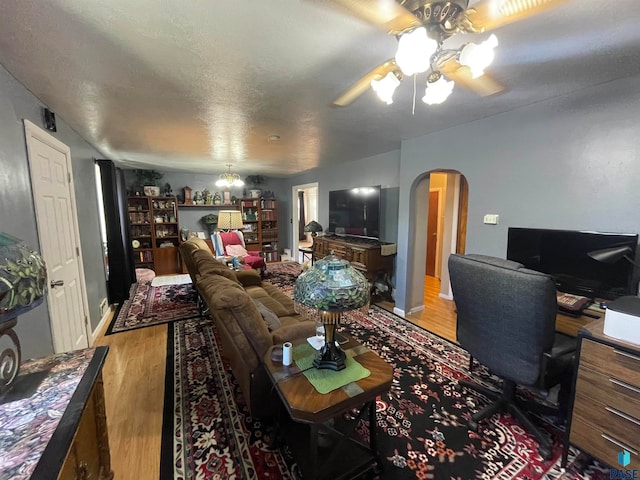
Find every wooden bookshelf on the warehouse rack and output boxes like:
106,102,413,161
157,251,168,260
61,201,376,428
128,196,181,275
239,197,280,262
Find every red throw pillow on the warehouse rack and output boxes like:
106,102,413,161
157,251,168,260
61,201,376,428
220,231,242,246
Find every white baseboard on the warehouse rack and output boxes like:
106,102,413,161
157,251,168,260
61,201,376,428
92,304,114,343
393,304,425,317
439,292,453,301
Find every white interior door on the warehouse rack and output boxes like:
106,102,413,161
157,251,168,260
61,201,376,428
24,120,90,353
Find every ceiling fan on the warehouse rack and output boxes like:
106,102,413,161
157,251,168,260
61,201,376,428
321,0,570,107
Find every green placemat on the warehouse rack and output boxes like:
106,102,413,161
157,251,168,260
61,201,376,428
293,343,370,394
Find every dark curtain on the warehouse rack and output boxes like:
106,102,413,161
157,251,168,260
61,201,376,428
97,159,136,304
298,191,306,240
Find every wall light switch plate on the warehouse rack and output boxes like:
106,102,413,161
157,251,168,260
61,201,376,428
483,214,499,225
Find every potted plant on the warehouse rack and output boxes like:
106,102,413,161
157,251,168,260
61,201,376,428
200,214,218,235
245,175,266,198
134,169,164,196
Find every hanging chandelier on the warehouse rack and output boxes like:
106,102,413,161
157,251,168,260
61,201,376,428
215,164,244,188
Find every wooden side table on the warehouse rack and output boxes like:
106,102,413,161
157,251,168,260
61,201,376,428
563,318,640,470
264,335,392,480
299,246,314,264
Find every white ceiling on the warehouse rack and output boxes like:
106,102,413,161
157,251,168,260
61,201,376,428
0,0,639,176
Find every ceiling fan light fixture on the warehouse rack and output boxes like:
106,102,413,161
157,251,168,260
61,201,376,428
215,164,245,188
395,27,438,76
459,34,499,78
422,71,454,105
371,71,401,104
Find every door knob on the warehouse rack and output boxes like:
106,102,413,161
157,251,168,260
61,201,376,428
50,280,64,288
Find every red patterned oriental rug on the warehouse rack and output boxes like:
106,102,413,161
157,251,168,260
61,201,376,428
160,303,607,479
106,282,200,335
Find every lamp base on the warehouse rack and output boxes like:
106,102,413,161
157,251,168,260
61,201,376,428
0,317,21,393
313,341,346,371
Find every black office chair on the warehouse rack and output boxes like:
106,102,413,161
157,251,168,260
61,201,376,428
448,254,577,459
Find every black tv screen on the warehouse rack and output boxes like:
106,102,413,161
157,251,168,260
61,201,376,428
328,186,381,239
506,227,639,300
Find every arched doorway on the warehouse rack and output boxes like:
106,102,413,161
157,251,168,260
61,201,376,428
398,170,468,317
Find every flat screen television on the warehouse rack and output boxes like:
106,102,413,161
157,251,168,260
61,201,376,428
506,227,639,300
328,186,381,239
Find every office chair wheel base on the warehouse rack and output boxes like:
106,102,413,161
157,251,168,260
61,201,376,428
538,445,552,461
467,419,479,432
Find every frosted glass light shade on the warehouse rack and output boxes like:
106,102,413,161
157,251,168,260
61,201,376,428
459,34,499,79
422,75,454,105
395,27,438,77
371,72,400,104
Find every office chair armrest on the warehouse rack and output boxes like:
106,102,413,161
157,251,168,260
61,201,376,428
546,333,577,360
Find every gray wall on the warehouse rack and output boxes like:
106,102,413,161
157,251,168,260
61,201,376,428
395,74,640,312
281,149,401,247
0,65,108,359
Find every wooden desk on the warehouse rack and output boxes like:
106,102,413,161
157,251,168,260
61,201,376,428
564,319,640,470
264,335,392,480
555,307,604,337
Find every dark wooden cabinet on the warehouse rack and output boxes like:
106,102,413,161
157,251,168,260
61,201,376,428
313,236,395,297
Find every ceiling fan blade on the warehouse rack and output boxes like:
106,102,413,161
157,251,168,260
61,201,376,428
333,60,400,106
465,0,571,32
438,57,504,97
314,0,420,34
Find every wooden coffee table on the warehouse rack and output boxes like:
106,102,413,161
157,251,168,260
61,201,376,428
263,334,393,480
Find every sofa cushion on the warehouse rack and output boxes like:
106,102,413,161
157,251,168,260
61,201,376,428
199,274,272,359
236,269,263,287
179,237,213,284
245,284,296,318
272,321,316,345
192,249,240,284
253,299,281,331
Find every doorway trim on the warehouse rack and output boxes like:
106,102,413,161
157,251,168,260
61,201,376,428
426,187,443,278
24,119,91,352
291,182,319,261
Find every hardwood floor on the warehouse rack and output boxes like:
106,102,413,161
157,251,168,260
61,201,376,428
94,321,167,479
378,275,457,344
403,276,457,343
93,275,456,479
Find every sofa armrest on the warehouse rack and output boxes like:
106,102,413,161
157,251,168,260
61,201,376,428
271,322,316,345
236,269,263,286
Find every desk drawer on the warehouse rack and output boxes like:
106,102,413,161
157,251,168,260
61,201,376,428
575,365,640,421
573,391,640,452
580,339,640,387
570,417,640,470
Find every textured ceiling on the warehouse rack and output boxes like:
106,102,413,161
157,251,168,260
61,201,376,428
0,0,639,176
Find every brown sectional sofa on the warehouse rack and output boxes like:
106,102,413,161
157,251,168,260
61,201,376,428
179,237,315,418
